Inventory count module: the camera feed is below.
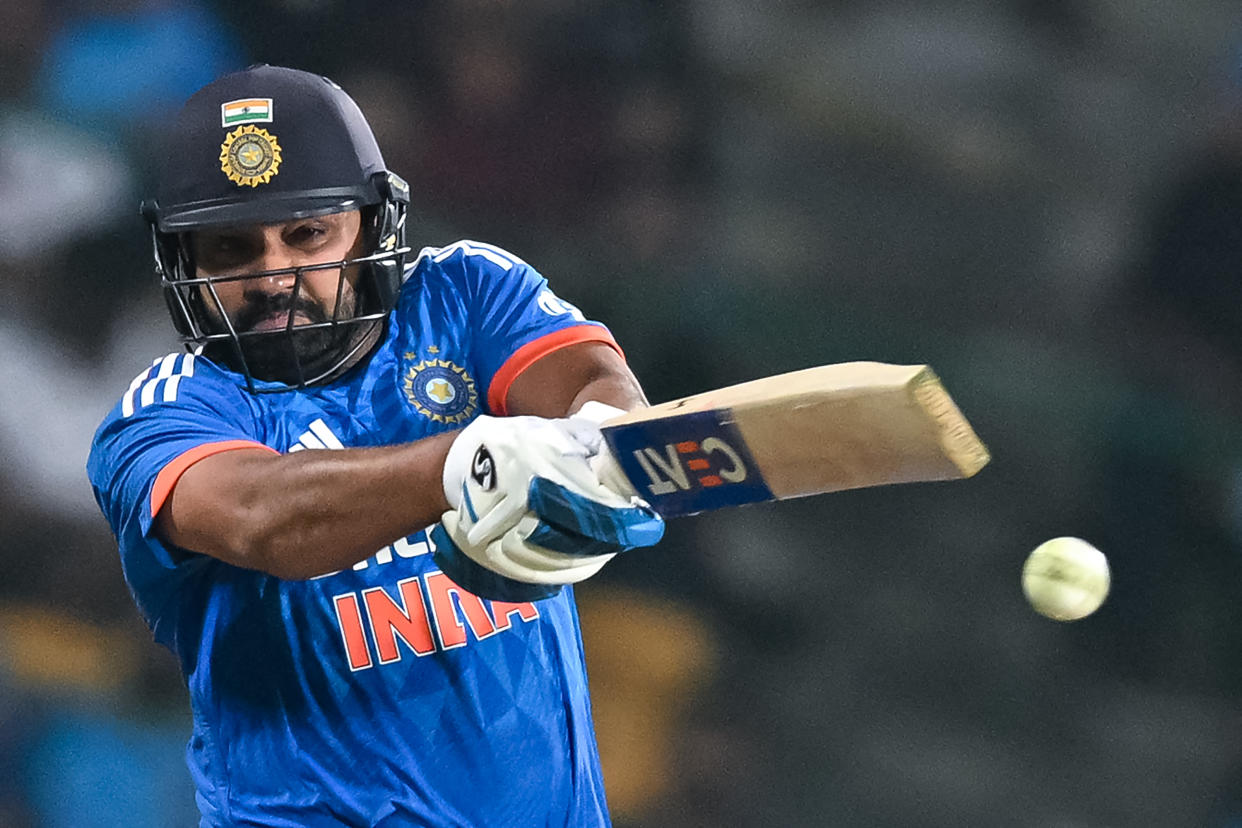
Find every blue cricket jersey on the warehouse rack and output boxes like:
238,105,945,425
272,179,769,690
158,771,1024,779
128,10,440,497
87,241,621,827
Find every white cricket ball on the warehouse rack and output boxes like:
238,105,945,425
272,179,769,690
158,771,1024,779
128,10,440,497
1021,537,1110,621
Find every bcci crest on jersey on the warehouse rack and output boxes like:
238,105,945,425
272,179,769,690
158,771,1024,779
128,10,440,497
403,357,478,424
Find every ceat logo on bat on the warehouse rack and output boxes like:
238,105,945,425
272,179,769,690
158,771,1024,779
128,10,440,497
628,437,749,495
602,410,774,516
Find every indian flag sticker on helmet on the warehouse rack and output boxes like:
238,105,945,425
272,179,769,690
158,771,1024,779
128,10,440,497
219,125,282,187
221,97,273,127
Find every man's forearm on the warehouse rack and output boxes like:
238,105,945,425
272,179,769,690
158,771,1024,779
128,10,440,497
157,431,458,580
568,371,649,415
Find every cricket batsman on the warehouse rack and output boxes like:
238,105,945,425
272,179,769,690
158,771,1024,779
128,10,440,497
87,64,664,826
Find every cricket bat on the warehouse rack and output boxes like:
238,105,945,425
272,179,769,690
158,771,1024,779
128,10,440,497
596,362,989,517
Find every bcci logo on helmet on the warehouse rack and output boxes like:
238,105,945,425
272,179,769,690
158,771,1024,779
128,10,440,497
220,125,282,187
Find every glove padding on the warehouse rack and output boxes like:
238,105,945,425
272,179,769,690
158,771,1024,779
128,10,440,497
433,407,664,601
431,523,562,602
440,414,599,542
434,477,664,601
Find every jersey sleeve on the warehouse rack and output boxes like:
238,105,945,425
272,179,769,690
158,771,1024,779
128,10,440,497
87,354,274,572
436,240,623,414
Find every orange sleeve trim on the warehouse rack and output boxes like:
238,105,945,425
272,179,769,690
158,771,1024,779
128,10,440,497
150,439,278,517
487,326,624,415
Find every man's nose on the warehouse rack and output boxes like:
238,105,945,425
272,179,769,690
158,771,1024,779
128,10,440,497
254,238,299,287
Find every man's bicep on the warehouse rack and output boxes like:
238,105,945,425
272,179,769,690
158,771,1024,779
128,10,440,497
154,444,280,564
505,341,648,418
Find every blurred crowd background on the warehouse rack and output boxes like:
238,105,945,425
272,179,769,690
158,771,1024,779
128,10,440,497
3,0,1242,825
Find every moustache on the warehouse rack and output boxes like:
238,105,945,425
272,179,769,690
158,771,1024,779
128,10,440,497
234,291,331,333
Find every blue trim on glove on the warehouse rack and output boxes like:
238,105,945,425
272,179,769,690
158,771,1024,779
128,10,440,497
430,524,563,602
461,483,479,522
526,522,626,558
526,476,665,550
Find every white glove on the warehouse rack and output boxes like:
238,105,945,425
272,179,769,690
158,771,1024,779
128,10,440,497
570,401,639,499
441,413,609,542
434,408,664,598
442,512,617,586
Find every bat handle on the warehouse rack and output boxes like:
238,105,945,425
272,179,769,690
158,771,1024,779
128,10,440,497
591,440,639,499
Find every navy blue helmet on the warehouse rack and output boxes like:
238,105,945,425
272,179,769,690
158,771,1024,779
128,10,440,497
142,64,411,389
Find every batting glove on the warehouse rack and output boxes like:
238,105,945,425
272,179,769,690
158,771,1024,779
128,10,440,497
433,411,664,601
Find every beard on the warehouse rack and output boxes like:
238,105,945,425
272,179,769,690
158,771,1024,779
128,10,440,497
235,322,369,386
202,283,378,386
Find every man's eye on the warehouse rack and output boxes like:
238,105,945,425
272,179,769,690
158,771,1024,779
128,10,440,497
205,237,244,255
291,225,327,243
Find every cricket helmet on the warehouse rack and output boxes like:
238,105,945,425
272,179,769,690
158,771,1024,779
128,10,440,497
141,64,411,389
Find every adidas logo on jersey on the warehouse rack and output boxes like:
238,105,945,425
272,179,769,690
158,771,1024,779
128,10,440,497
288,418,344,452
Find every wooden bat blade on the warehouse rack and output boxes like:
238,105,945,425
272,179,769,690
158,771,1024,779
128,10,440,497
599,362,989,517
